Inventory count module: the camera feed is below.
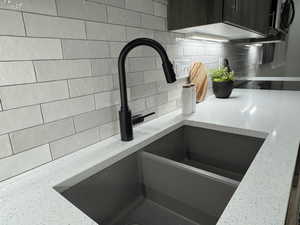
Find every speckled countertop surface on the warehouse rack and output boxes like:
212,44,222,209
0,89,299,225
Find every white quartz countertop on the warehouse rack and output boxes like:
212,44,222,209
1,89,300,225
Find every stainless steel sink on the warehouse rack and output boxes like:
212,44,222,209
58,125,265,225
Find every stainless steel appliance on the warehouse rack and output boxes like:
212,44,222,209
275,0,295,34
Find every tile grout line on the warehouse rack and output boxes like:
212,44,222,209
31,61,38,82
0,7,168,32
104,1,108,24
84,21,88,40
93,93,97,110
39,104,45,124
0,51,189,63
0,98,3,111
66,80,71,98
20,12,28,36
7,133,15,155
59,38,65,59
71,116,77,134
48,143,54,161
54,0,59,16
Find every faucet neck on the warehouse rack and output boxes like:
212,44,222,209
118,38,172,108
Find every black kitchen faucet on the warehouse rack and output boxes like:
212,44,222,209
118,38,176,141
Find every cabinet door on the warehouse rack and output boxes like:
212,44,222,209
168,0,223,31
224,0,273,35
223,0,241,26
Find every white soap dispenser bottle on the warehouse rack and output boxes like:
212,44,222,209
182,83,196,115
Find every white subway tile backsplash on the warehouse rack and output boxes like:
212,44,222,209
95,90,120,109
130,98,146,113
41,95,95,123
145,95,156,108
126,27,154,41
146,92,167,108
157,92,168,105
106,0,125,7
157,100,177,116
0,144,52,182
10,118,74,153
154,0,167,4
110,42,157,58
113,72,144,89
0,135,12,159
23,13,86,39
126,72,144,86
156,80,168,92
204,45,225,56
125,0,153,14
99,120,119,140
153,2,167,17
87,0,106,4
86,22,126,41
50,128,99,159
141,14,165,30
183,46,205,56
0,81,69,110
56,0,107,22
0,0,57,15
62,40,110,59
0,36,62,61
90,0,125,8
0,62,36,86
109,42,126,58
128,57,156,72
131,82,156,99
0,9,25,36
91,59,116,76
168,88,182,101
0,106,43,135
124,72,144,87
74,107,116,132
144,69,164,83
129,46,157,58
68,76,114,97
107,6,141,26
167,45,184,57
34,60,91,82
154,31,179,44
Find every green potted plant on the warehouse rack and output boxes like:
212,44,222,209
210,67,235,98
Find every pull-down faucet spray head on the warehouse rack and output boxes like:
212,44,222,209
162,59,177,84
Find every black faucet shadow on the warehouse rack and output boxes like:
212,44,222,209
118,38,177,141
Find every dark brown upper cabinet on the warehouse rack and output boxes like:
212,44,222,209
168,0,274,39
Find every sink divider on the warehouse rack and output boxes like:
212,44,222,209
140,151,239,223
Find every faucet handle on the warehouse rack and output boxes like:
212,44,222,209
132,112,155,125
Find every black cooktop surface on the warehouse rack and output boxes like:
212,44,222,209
234,80,300,91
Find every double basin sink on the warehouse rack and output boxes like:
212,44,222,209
57,125,265,225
